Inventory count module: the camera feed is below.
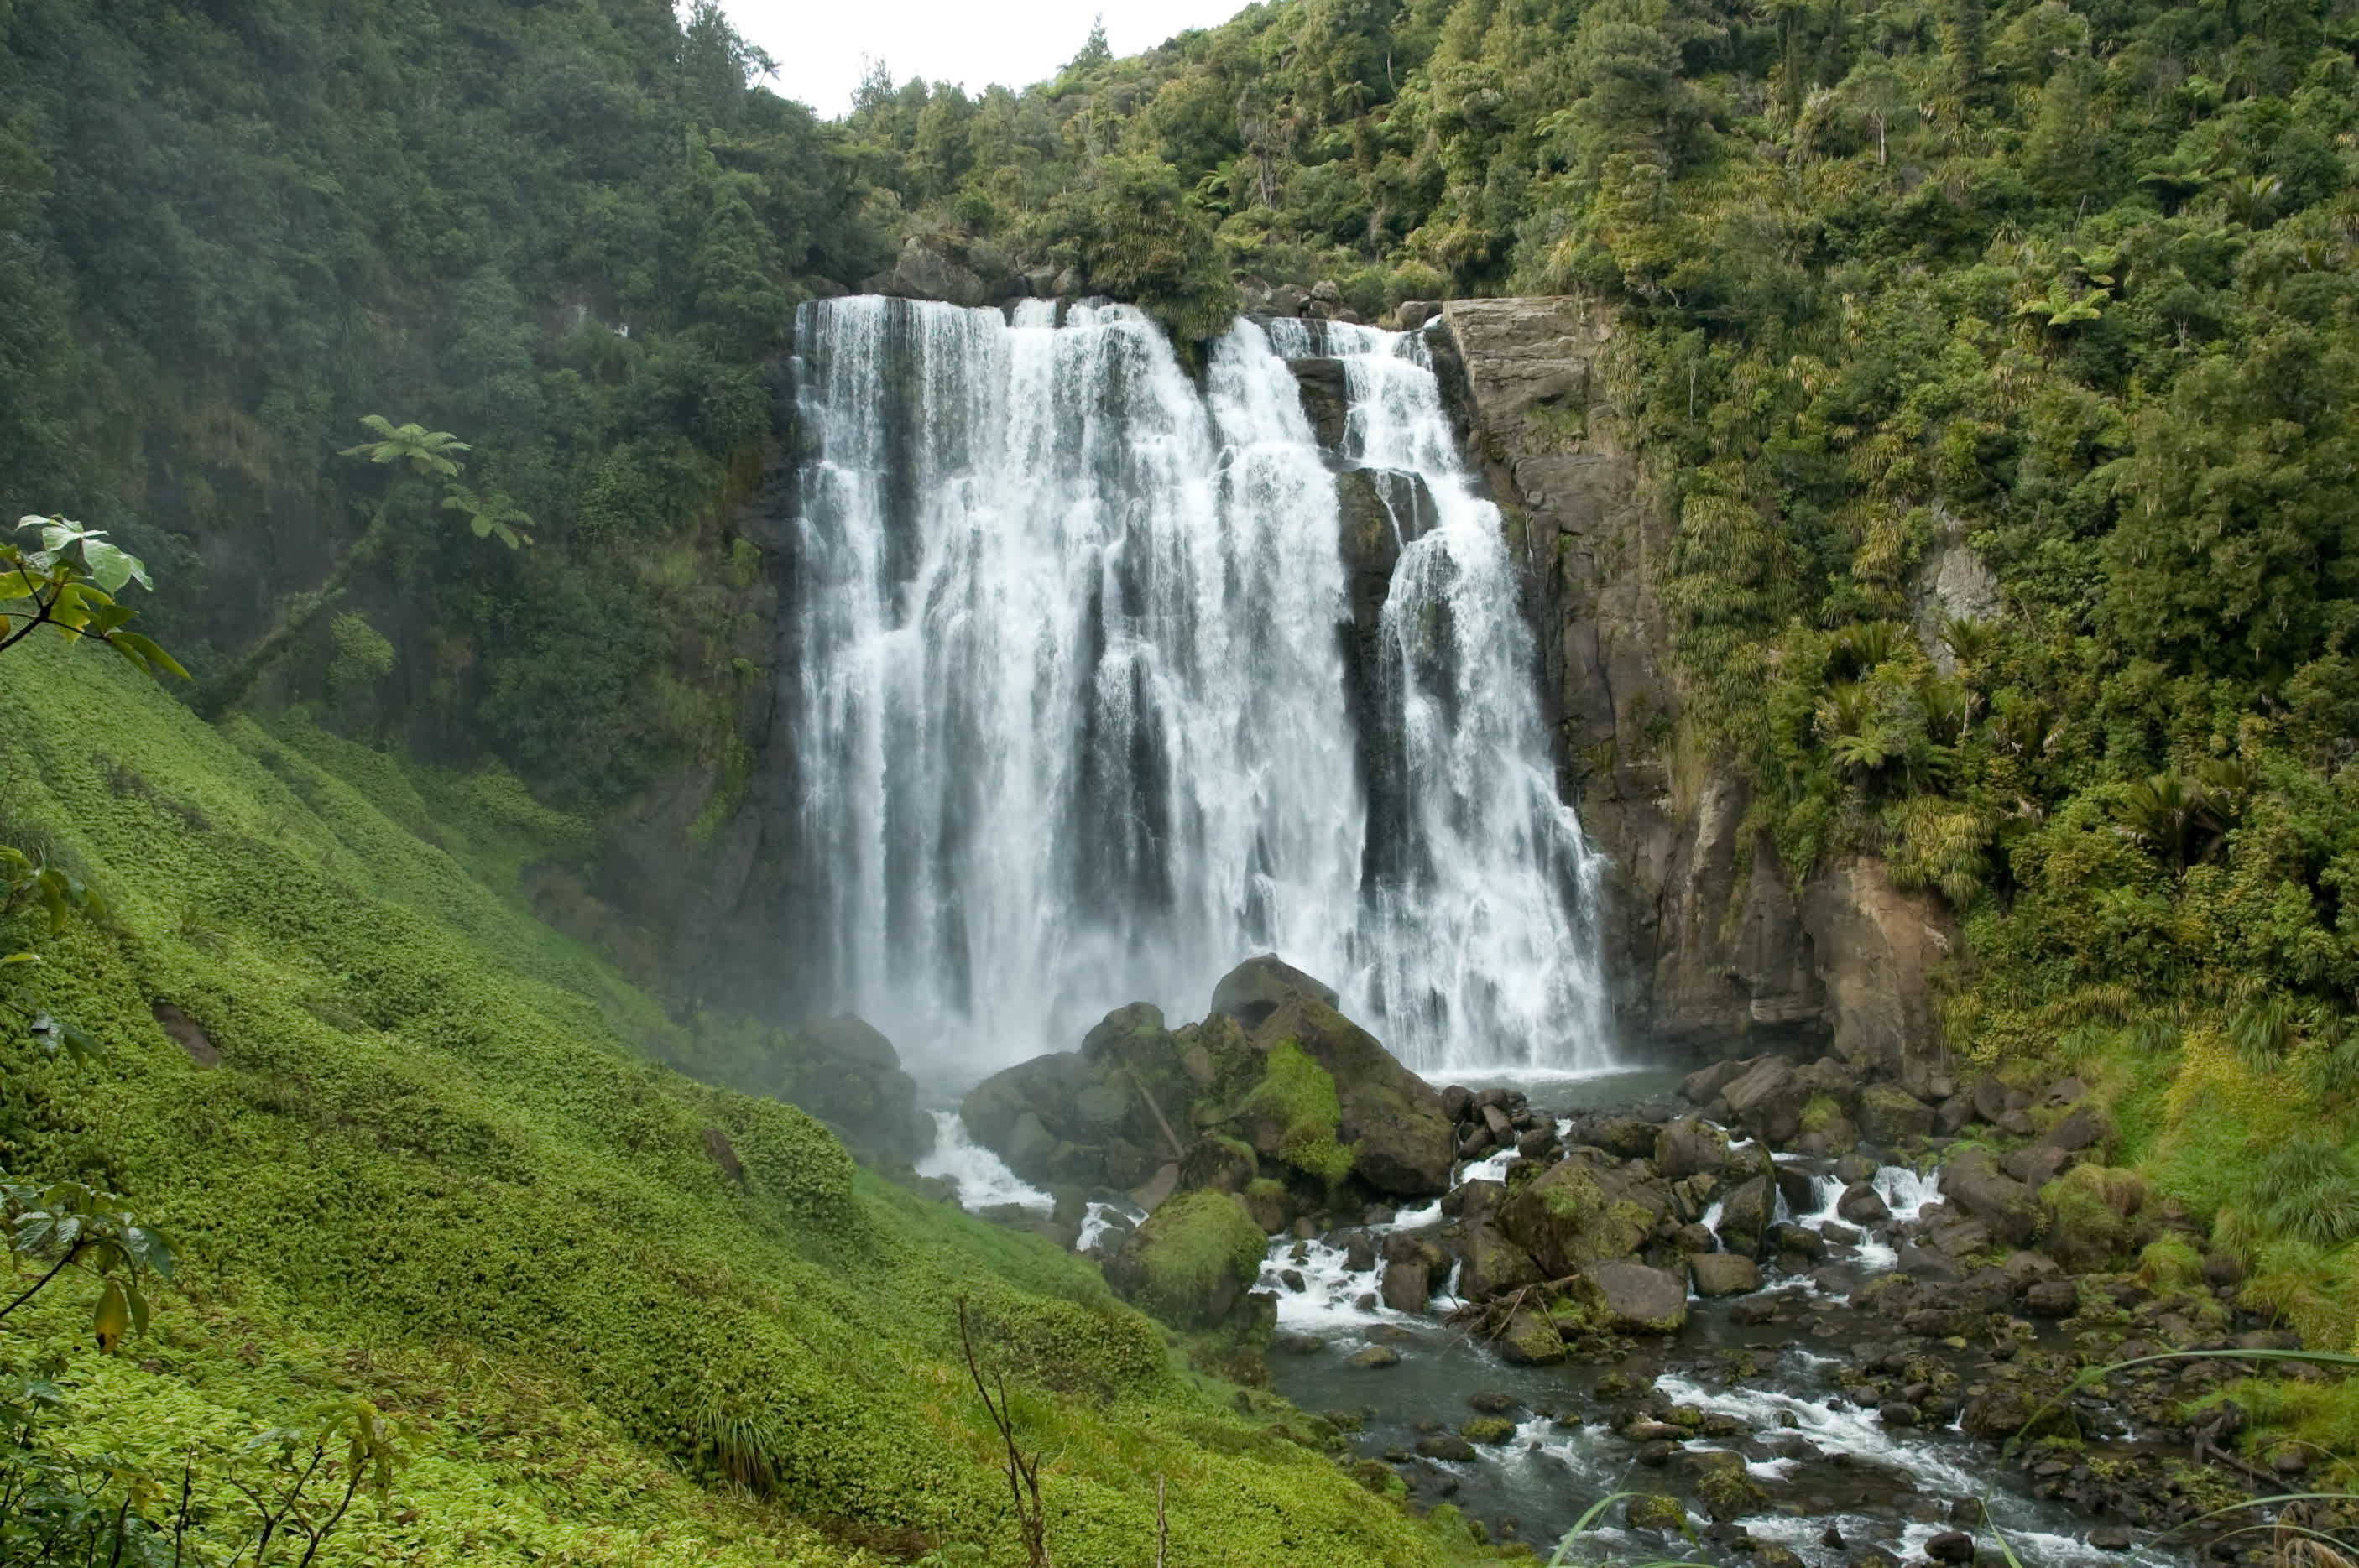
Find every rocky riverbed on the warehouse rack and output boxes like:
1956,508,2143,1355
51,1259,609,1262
923,957,2319,1565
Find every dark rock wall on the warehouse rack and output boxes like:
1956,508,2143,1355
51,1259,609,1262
1429,298,1953,1073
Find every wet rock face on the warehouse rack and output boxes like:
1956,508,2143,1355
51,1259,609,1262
1435,300,1970,1076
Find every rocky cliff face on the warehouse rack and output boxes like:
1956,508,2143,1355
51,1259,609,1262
1429,297,1955,1081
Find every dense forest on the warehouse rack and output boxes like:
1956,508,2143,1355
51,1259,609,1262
6,0,2359,1558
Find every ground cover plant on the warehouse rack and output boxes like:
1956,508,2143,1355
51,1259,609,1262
0,636,1484,1566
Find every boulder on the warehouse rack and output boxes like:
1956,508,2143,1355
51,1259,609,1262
1714,1175,1775,1256
1836,1182,1891,1224
1103,1190,1269,1330
1654,1117,1730,1180
743,1013,930,1166
863,237,989,306
1209,954,1339,1027
1940,1146,2038,1246
1626,1495,1689,1534
2037,1105,2113,1155
1857,1084,1935,1145
1177,1135,1258,1194
1895,1242,1963,1282
1683,1058,1754,1107
1497,1149,1674,1274
1380,1256,1433,1314
1960,1377,2075,1440
1460,1225,1544,1300
2025,1277,2080,1317
1579,1259,1688,1333
1246,992,1454,1196
1495,1308,1566,1364
1689,1253,1761,1297
1718,1057,1810,1143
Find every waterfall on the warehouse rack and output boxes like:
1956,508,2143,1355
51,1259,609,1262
787,295,1612,1079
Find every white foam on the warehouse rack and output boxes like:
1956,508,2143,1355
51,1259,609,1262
1259,1235,1409,1335
915,1112,1055,1216
1075,1198,1144,1253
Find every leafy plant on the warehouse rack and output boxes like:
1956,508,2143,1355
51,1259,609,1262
0,1177,175,1351
0,518,185,680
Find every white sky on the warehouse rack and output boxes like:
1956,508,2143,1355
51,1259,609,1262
722,2,1251,120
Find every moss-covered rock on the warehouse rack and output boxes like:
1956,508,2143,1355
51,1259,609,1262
1693,1459,1770,1521
1240,1039,1359,1187
1246,991,1454,1196
1459,1415,1519,1444
1495,1307,1567,1364
1496,1149,1672,1274
1104,1189,1270,1330
1625,1493,1689,1534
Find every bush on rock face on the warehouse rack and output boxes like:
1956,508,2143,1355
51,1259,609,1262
1104,1189,1268,1330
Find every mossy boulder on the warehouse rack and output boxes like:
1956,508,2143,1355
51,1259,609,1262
1495,1307,1567,1364
1497,1149,1673,1274
1244,991,1453,1196
1626,1494,1689,1534
1104,1189,1270,1330
1236,1039,1359,1187
1858,1083,1935,1144
1714,1174,1774,1256
1460,1415,1519,1444
1691,1456,1770,1521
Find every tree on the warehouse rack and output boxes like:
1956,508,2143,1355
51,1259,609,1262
197,417,532,717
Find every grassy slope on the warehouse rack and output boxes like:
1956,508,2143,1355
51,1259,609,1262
0,638,1481,1568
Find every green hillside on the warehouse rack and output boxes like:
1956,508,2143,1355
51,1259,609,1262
0,636,1474,1567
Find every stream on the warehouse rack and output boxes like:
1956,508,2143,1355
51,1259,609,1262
924,1072,2197,1568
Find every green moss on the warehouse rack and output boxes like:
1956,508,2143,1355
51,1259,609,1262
2137,1236,2206,1292
1798,1094,1842,1134
1459,1416,1517,1444
0,643,1474,1568
1128,1190,1269,1329
1625,1494,1688,1534
1240,1040,1357,1188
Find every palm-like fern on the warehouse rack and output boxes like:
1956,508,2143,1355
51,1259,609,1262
337,414,471,477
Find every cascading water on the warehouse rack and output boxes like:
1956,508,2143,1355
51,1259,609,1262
788,295,1611,1077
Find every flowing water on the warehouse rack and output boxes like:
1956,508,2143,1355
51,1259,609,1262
788,297,1610,1078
